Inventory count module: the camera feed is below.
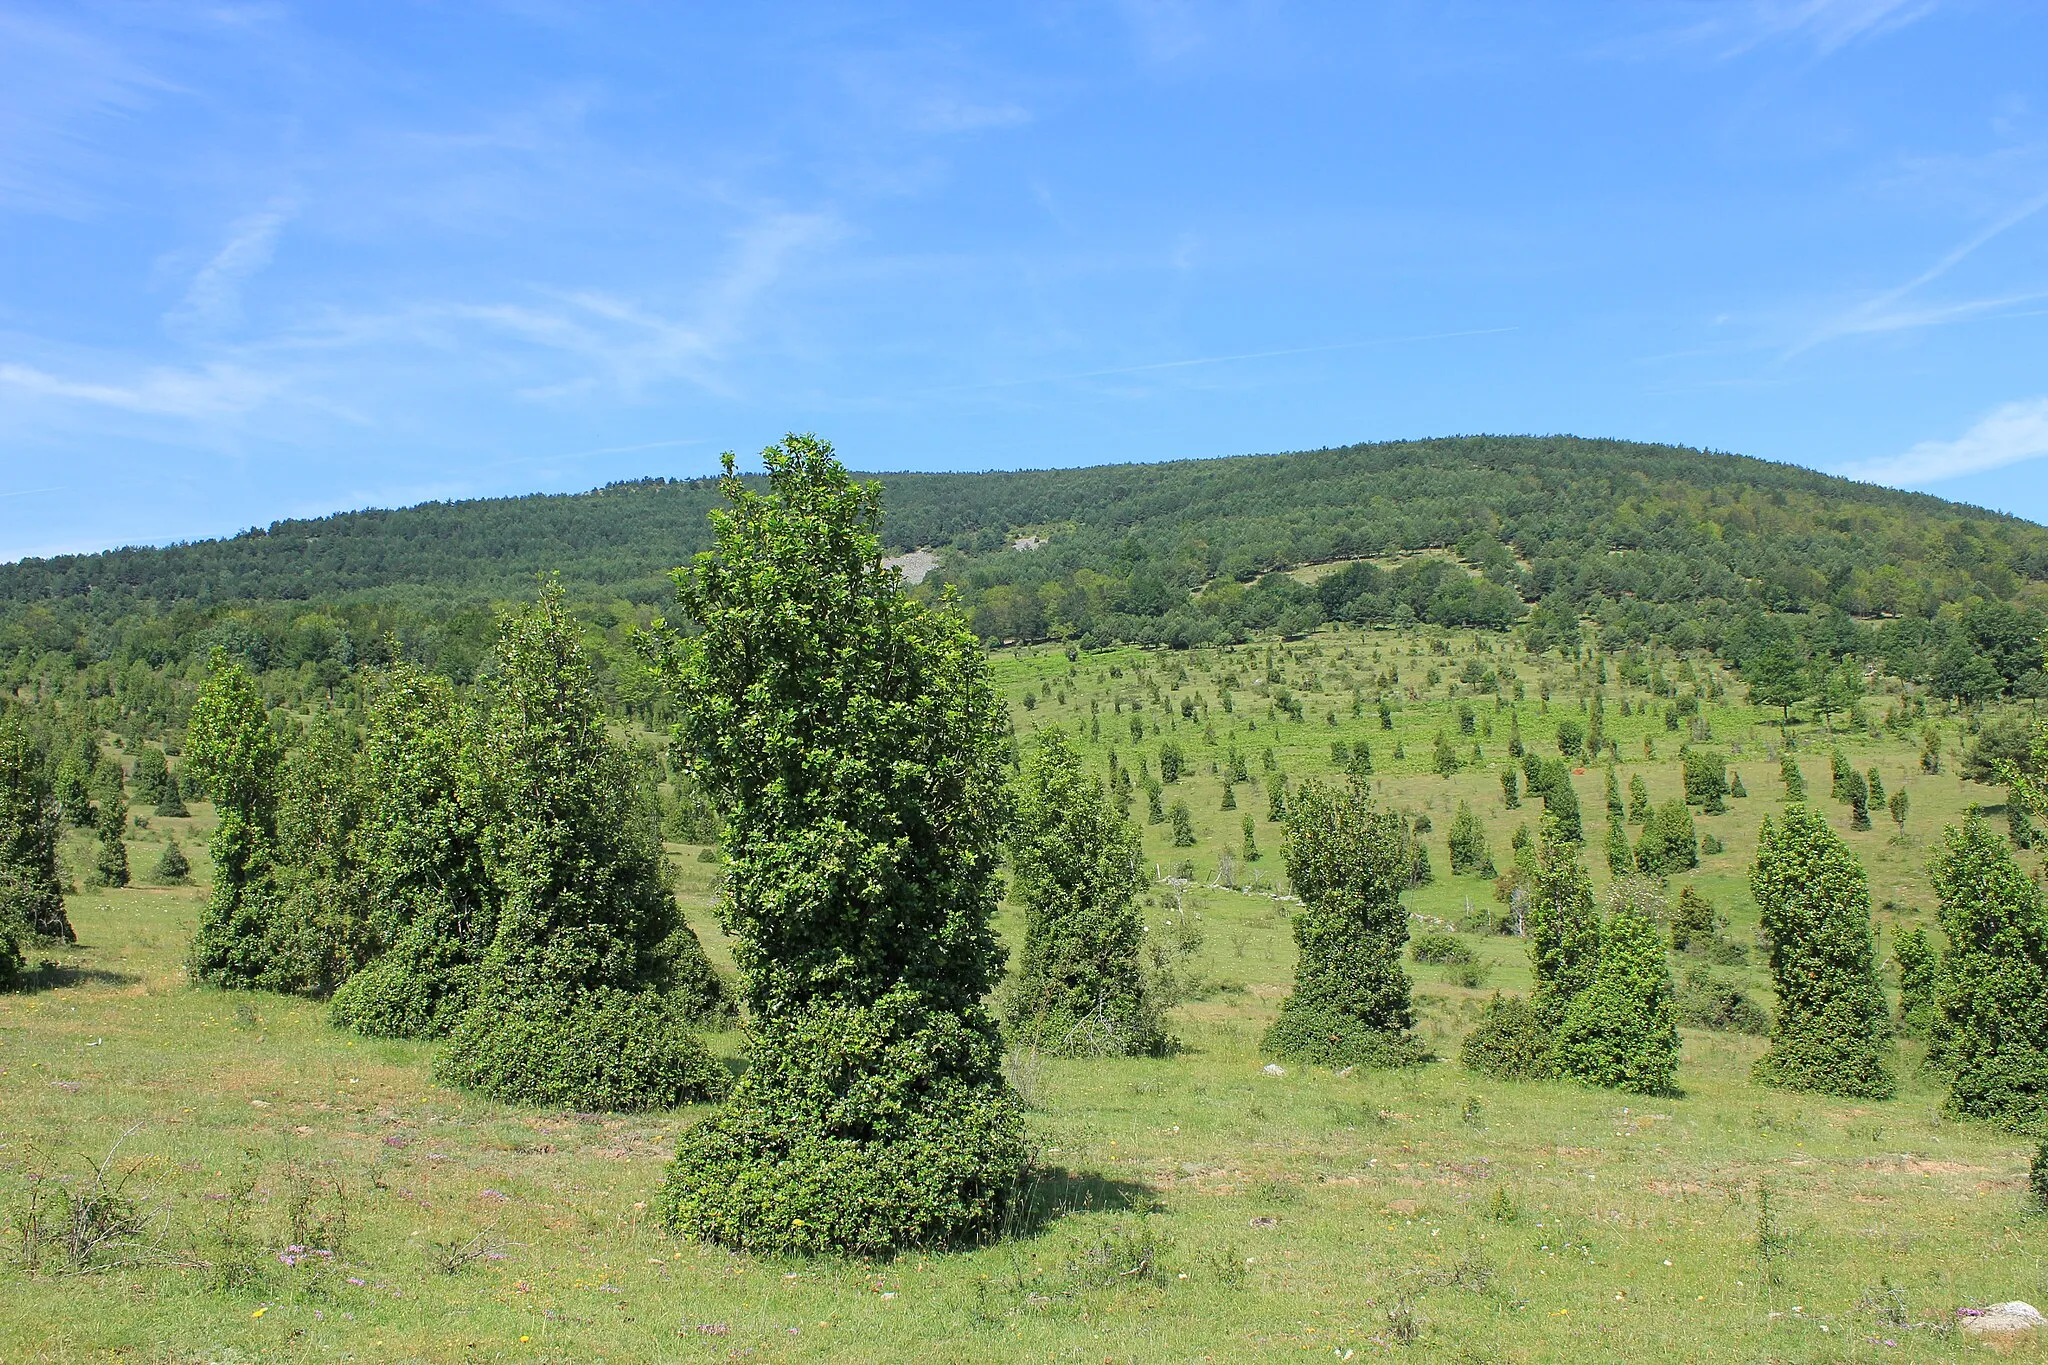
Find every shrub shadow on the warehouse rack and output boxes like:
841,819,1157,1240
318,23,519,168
997,1164,1156,1242
10,961,143,994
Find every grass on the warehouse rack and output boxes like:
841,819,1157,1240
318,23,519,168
2,623,2043,1361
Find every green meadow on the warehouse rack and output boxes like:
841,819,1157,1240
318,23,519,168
3,623,2042,1362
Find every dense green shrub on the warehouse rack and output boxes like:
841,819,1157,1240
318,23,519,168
1262,779,1428,1068
1929,815,2048,1132
1674,966,1770,1035
185,652,286,990
435,584,724,1111
332,666,502,1038
151,839,190,885
1730,771,1748,798
2031,1141,2048,1213
1891,925,1938,1038
89,774,129,889
1410,930,1475,965
1002,728,1162,1058
1169,799,1196,848
1527,833,1599,1032
0,716,72,943
1683,750,1728,813
1460,993,1549,1081
1605,817,1631,876
1780,754,1806,801
1634,799,1699,876
651,437,1026,1255
1750,805,1896,1098
264,723,379,996
1552,888,1680,1095
1668,886,1717,953
1446,801,1494,876
1627,773,1651,824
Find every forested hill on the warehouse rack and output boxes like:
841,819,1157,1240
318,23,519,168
5,436,2047,681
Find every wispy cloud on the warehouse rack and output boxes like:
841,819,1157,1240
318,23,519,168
1630,0,1939,60
1788,185,2048,353
0,361,280,418
1848,397,2048,485
166,199,298,338
0,10,173,215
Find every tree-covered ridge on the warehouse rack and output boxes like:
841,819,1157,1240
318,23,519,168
7,437,2046,635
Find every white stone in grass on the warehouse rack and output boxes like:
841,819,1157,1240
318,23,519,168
1262,1063,1286,1076
1959,1302,2045,1338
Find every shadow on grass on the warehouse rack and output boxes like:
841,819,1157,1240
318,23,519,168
997,1164,1156,1242
9,960,143,994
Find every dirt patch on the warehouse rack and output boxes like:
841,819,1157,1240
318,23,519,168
1860,1157,1990,1177
882,549,941,584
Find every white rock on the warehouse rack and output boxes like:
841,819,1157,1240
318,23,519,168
1959,1302,2045,1337
1261,1063,1286,1077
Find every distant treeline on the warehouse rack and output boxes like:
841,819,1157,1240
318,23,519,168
3,436,2046,731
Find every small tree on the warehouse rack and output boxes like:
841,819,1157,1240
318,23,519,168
1604,816,1632,876
130,746,172,808
1168,798,1196,848
1682,750,1728,814
1634,799,1699,877
1555,715,1586,760
1891,925,1937,1038
90,776,129,889
1500,768,1519,809
1843,769,1872,831
1627,772,1652,824
1432,730,1463,776
266,721,379,997
1552,884,1680,1095
1730,771,1748,798
1158,740,1185,784
1527,832,1598,1035
1460,993,1549,1081
1541,768,1583,845
0,716,71,942
1928,815,2048,1132
1446,801,1494,876
1669,885,1721,954
1241,814,1260,862
437,583,726,1112
1265,773,1288,822
1888,788,1909,834
1004,728,1161,1057
331,665,503,1038
1604,767,1623,821
185,651,286,990
1262,779,1427,1068
1750,805,1895,1098
651,437,1025,1255
151,839,191,885
1779,754,1807,802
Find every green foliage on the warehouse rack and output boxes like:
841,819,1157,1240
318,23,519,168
1526,835,1598,1033
90,781,129,889
1634,799,1699,877
1500,767,1519,809
1604,817,1632,876
1673,966,1770,1035
1928,815,2048,1132
1682,750,1728,813
1410,930,1475,966
650,437,1025,1255
1002,728,1161,1058
264,722,378,996
1552,889,1680,1095
1169,799,1196,848
1627,772,1651,824
1779,754,1806,802
1669,886,1720,954
1431,730,1463,776
1262,779,1427,1068
1730,771,1748,798
150,839,190,885
0,715,72,942
184,652,286,990
1459,993,1550,1081
1750,805,1896,1099
1554,715,1585,759
129,746,172,808
1445,801,1494,876
330,666,500,1039
436,583,723,1111
2031,1142,2048,1214
1158,740,1185,784
1890,925,1938,1039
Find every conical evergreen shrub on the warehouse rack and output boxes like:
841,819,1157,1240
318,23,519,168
1552,884,1680,1095
0,715,73,942
1929,814,2048,1132
185,652,286,989
1527,831,1598,1035
331,667,502,1039
151,839,190,885
1446,800,1494,876
1891,925,1937,1038
1634,799,1699,876
90,772,129,889
1750,805,1895,1098
1002,728,1161,1057
266,721,379,996
436,584,726,1112
1262,779,1427,1068
650,437,1026,1255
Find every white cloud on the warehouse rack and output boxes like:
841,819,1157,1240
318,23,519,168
1632,0,1939,61
1849,398,2048,486
166,200,298,337
0,361,280,418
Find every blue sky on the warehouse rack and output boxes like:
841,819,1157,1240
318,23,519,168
3,1,2047,560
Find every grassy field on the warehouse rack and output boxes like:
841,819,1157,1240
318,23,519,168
2,624,2044,1362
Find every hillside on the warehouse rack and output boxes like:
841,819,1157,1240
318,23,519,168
3,436,2046,702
